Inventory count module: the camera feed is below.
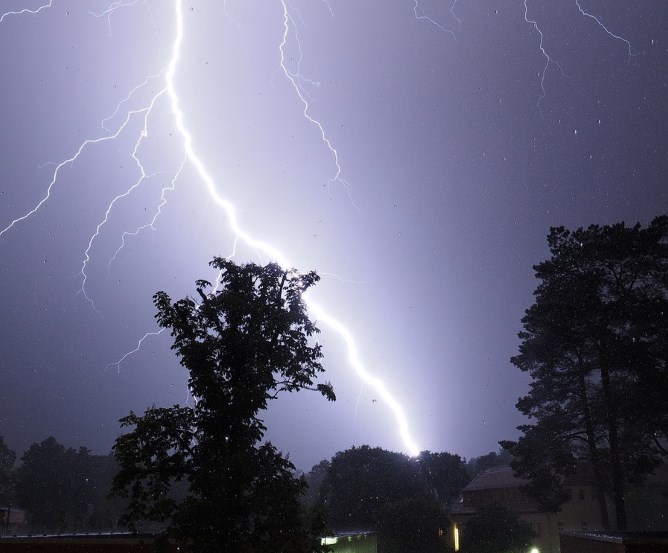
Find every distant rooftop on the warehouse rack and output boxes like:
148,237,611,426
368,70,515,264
463,465,528,491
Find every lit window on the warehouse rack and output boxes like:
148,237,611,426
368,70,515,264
454,523,459,552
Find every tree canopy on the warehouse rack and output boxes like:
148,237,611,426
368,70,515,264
319,445,431,530
0,437,15,506
465,449,514,479
376,496,449,553
460,503,536,553
502,216,668,530
112,258,335,553
418,450,470,504
14,437,98,531
315,445,451,552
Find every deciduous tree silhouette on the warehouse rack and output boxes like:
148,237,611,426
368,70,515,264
15,437,96,531
320,445,429,530
418,450,469,504
461,503,535,553
112,258,334,553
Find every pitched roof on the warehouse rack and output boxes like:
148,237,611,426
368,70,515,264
463,465,529,491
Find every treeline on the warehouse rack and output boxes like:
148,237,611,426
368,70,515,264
5,215,662,549
0,436,126,533
303,446,512,518
0,432,511,542
302,445,515,553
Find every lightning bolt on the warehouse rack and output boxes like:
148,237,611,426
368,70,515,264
523,0,567,109
279,0,358,210
450,0,462,30
354,383,364,418
574,0,634,60
412,0,458,39
0,0,52,22
0,105,153,240
523,0,634,108
108,157,186,272
222,0,241,31
0,0,421,457
89,0,142,36
321,0,334,19
78,92,168,312
105,329,166,374
164,0,419,455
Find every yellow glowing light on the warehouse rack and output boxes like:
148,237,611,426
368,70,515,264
454,523,459,551
530,548,540,553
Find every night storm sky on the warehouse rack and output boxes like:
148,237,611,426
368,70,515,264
0,0,666,471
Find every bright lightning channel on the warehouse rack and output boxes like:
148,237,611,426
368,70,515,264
0,1,420,458
164,0,419,456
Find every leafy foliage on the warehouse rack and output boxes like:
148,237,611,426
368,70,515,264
112,258,335,552
466,449,514,479
320,445,430,530
418,451,470,504
504,216,668,529
14,437,97,531
376,496,449,553
0,436,15,505
302,459,330,509
461,503,536,553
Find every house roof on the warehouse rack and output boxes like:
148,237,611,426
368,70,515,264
463,466,529,491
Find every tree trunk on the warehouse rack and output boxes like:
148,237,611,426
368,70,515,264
577,355,610,530
600,360,627,530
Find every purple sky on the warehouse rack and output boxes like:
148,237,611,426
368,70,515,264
0,0,666,471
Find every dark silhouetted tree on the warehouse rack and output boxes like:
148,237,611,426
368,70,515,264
86,453,127,531
320,445,429,530
461,503,535,553
14,437,96,531
418,450,470,504
112,258,335,553
0,437,15,506
503,216,668,530
302,459,330,509
466,449,514,479
377,496,449,553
